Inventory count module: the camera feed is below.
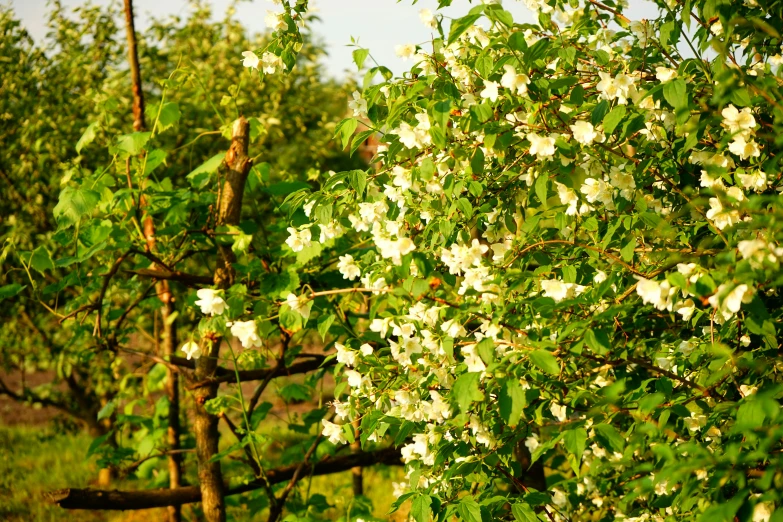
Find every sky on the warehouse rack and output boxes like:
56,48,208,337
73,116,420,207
7,0,660,79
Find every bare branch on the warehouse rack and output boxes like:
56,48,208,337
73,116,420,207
47,447,403,510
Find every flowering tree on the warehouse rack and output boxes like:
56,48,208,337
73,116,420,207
29,0,783,521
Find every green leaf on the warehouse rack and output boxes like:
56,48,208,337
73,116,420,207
512,502,537,522
591,100,609,126
563,428,587,472
477,337,494,365
97,400,116,421
620,237,636,262
317,314,335,342
593,423,624,452
603,105,626,135
116,131,152,156
457,496,482,522
53,186,101,229
471,147,485,174
448,14,482,44
350,169,367,197
75,122,99,153
584,329,610,354
352,48,370,70
186,153,224,189
29,246,55,273
156,102,181,131
0,284,25,301
736,399,767,430
663,79,687,109
334,117,358,149
452,372,484,412
143,149,167,176
529,349,559,375
499,379,526,427
411,494,432,522
350,129,375,157
535,174,548,208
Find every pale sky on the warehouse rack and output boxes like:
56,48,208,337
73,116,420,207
7,0,660,78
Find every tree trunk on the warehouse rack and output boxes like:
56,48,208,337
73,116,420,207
192,117,252,522
122,4,181,519
123,0,144,132
350,419,363,496
162,296,182,522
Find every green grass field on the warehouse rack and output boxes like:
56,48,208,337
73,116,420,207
0,424,406,521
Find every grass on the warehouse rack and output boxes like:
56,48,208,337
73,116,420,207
0,423,407,521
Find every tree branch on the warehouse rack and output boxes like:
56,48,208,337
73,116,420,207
46,447,403,510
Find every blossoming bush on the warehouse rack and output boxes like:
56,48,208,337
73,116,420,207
258,0,783,519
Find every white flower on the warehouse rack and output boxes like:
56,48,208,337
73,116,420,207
635,277,673,311
541,279,575,302
322,419,347,445
480,80,500,102
319,221,344,243
594,270,608,284
337,254,361,280
596,71,636,105
377,237,416,265
655,66,678,83
500,64,530,95
740,384,758,397
706,197,741,230
737,170,767,192
345,369,364,388
260,52,285,74
580,177,613,206
550,403,567,422
708,282,754,322
395,43,416,59
419,8,437,29
180,341,201,360
683,412,707,431
675,299,696,321
334,342,357,367
722,104,757,136
525,434,540,453
348,91,367,117
752,501,773,522
230,320,262,349
462,344,486,373
286,227,312,252
527,132,556,159
241,51,260,69
195,288,227,316
359,343,374,356
570,120,598,145
552,488,567,507
265,10,286,31
285,293,312,320
728,136,761,159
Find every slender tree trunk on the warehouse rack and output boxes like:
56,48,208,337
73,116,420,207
122,3,182,520
192,117,252,522
350,420,363,496
162,296,182,522
123,0,144,132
